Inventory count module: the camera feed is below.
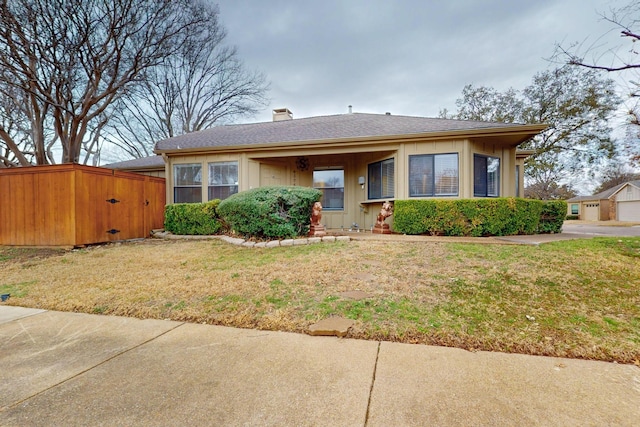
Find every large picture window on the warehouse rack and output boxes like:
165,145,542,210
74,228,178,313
474,154,500,197
313,169,344,210
208,161,238,200
409,153,458,197
368,158,394,199
174,164,202,203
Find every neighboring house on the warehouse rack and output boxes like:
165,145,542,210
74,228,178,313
567,180,640,222
104,155,166,178
150,108,545,230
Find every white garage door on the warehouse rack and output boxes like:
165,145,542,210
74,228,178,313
583,203,599,221
617,201,640,222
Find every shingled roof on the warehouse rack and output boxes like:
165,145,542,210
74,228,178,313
567,180,640,202
103,155,164,170
154,112,542,153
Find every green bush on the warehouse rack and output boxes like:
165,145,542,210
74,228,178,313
566,214,579,220
539,200,567,234
164,200,222,235
393,198,545,236
217,186,322,239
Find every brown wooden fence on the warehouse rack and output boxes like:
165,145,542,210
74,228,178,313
0,164,165,247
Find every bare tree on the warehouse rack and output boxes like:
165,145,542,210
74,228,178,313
559,2,639,74
102,4,269,158
593,162,640,193
556,1,640,163
0,0,237,165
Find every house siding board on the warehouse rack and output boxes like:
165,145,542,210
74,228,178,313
158,113,542,231
163,136,522,230
615,184,640,202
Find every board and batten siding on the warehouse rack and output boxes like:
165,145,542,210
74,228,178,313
165,137,520,230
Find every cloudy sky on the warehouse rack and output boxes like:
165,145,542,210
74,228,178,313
215,0,633,123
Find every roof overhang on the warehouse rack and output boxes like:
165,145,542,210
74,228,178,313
154,124,548,157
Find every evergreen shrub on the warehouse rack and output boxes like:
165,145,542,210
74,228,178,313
538,200,567,234
217,186,322,239
393,198,554,236
164,199,221,235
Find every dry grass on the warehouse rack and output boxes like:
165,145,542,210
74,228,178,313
1,237,639,364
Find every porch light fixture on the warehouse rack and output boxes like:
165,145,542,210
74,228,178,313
358,176,365,189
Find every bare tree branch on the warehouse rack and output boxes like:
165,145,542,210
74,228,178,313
0,0,237,165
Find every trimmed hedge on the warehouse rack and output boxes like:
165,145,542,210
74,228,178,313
539,200,567,234
217,186,322,239
164,200,222,235
393,198,566,237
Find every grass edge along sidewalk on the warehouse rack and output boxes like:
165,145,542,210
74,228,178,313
1,237,639,365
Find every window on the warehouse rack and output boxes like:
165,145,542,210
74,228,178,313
409,153,458,197
313,169,344,210
571,204,579,215
208,161,238,200
174,164,202,203
474,155,500,197
368,158,394,199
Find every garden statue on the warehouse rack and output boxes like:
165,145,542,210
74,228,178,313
373,201,393,234
309,201,326,237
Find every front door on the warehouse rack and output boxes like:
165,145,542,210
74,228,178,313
260,163,287,186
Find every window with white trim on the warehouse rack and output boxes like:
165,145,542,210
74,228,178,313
174,164,202,203
208,161,238,200
474,154,500,197
313,169,344,210
368,158,394,199
409,153,459,197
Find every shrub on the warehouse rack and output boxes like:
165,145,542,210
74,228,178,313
164,200,222,235
217,186,322,239
539,200,567,234
566,215,579,220
394,198,544,236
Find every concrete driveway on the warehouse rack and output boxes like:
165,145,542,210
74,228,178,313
562,222,640,237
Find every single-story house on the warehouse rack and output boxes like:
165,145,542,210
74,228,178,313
567,180,640,222
145,108,545,231
104,155,165,178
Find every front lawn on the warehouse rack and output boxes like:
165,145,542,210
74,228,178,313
1,237,639,364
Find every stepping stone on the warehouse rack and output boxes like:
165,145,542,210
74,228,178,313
338,291,373,300
308,317,355,337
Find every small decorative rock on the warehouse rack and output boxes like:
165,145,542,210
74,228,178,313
336,236,351,242
308,317,355,337
293,239,308,246
220,236,245,245
308,237,322,244
321,236,336,243
266,240,280,248
280,239,294,246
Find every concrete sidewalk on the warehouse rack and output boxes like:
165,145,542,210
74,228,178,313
1,307,638,426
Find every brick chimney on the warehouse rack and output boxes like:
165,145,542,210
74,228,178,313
272,108,293,121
